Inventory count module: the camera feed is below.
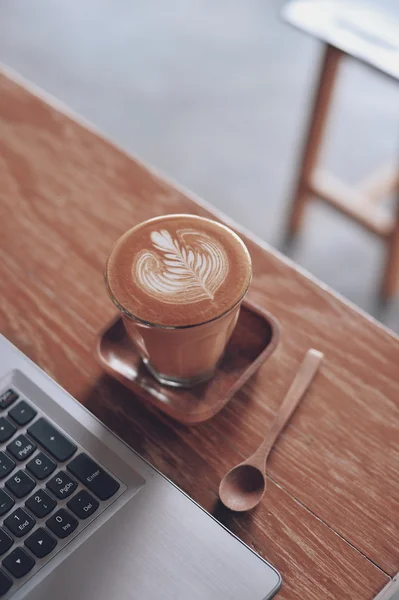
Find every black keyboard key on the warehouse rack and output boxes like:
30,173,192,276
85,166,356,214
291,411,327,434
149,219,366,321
0,569,12,596
7,435,36,462
3,547,34,579
0,491,14,518
4,508,35,538
8,401,37,427
5,470,35,499
25,528,57,559
26,452,56,481
0,418,16,443
27,418,77,462
67,490,99,520
0,530,13,556
25,489,56,519
0,390,18,410
0,453,15,480
46,509,78,539
46,471,77,500
67,454,120,501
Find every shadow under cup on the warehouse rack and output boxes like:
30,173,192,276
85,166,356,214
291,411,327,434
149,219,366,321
121,303,242,388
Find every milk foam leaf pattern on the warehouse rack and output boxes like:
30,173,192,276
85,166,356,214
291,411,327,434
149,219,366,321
134,228,229,305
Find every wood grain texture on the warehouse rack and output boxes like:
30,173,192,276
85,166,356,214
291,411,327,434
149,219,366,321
218,349,324,512
1,70,398,597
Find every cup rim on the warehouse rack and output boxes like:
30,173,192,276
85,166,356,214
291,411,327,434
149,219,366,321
104,214,252,330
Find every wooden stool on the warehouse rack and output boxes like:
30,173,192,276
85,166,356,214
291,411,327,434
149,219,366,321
283,0,399,299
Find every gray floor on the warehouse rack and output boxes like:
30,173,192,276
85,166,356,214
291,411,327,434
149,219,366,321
1,0,399,332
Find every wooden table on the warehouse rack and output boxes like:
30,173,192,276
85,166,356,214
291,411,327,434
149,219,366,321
1,68,398,600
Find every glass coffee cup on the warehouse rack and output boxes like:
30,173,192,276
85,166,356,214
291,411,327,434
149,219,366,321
105,214,252,387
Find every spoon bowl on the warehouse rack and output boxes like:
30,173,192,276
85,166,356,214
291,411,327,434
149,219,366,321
219,348,324,512
219,464,266,512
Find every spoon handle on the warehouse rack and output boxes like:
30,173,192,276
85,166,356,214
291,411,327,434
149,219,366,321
249,349,324,468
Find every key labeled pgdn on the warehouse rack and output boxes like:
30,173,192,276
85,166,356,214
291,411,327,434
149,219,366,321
46,471,77,499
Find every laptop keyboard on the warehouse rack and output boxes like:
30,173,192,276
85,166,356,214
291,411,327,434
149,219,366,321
0,386,124,597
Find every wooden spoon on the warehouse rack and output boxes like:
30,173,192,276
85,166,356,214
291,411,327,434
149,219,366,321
219,348,324,512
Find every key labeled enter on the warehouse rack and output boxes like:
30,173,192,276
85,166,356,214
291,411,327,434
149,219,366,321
67,453,120,501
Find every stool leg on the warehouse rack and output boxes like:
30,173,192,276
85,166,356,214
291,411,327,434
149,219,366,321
287,44,343,237
381,197,399,299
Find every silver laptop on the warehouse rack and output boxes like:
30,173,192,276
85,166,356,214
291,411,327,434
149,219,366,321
0,335,281,599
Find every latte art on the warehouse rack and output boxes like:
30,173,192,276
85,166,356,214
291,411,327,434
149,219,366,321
106,214,251,327
134,228,228,304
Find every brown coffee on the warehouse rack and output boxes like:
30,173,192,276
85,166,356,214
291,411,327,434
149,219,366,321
105,214,252,386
